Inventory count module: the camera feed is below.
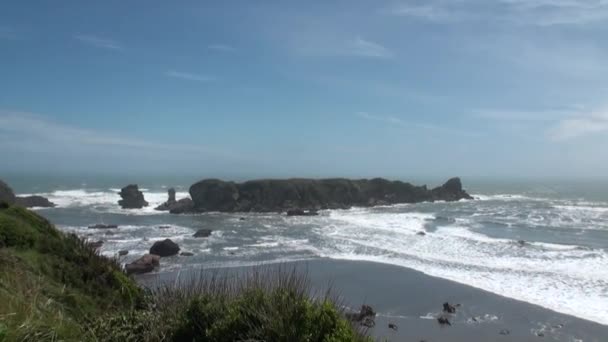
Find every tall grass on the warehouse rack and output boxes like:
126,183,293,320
90,265,370,342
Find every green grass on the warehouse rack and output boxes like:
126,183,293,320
0,203,369,342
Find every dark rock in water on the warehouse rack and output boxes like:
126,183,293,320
347,304,376,326
239,217,246,221
388,323,398,331
168,198,195,214
15,195,55,208
287,208,319,216
89,240,104,249
0,180,16,204
125,254,160,275
155,188,177,211
149,239,180,257
443,302,456,314
193,229,213,238
188,177,472,213
431,178,473,202
437,317,451,326
417,231,426,236
536,332,545,337
158,225,171,229
105,231,115,236
118,184,148,209
88,224,118,229
499,329,510,335
118,250,129,256
180,252,194,256
517,240,527,247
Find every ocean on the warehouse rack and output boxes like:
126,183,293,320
8,175,608,326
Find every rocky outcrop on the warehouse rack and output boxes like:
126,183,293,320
168,198,195,214
118,184,148,209
188,177,472,213
0,180,16,204
149,239,180,257
193,229,212,238
155,188,177,211
15,196,56,208
88,224,118,229
125,254,160,275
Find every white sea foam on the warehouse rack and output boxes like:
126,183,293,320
315,209,608,325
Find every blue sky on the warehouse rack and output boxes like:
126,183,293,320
1,1,608,180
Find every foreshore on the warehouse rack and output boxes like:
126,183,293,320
137,258,608,342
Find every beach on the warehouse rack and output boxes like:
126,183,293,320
138,258,608,342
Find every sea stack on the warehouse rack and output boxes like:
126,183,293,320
187,177,473,213
118,184,148,209
155,188,177,211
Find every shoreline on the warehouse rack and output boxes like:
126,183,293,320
137,258,608,342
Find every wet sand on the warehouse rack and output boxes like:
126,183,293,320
137,258,608,342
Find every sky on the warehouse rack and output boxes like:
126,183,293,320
2,0,608,181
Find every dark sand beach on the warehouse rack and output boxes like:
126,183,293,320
138,258,608,342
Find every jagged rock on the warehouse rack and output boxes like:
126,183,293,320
15,195,55,208
118,184,148,209
188,177,472,213
431,178,473,201
193,229,212,238
118,250,129,256
443,302,456,314
125,254,160,275
149,239,180,257
286,208,319,216
388,323,398,331
180,252,194,256
0,180,16,204
168,198,195,214
346,304,376,325
437,317,451,326
155,188,177,211
88,224,118,229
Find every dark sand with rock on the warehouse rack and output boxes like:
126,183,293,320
137,259,608,342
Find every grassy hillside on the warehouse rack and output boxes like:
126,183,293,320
0,203,368,342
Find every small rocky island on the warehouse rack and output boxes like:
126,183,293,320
0,180,55,208
118,184,148,209
186,177,472,213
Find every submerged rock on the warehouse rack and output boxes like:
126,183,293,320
286,208,319,216
417,231,426,236
443,302,456,314
388,323,398,331
118,250,129,256
118,184,148,209
89,240,104,249
88,224,118,229
193,229,213,238
437,317,452,326
125,254,160,275
149,239,180,257
15,195,55,208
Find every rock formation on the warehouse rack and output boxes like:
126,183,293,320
188,177,472,213
15,196,56,208
125,254,160,275
149,239,180,257
193,229,212,238
0,180,55,208
168,198,195,214
118,184,148,209
155,188,177,211
0,180,16,204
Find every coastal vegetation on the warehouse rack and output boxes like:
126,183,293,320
0,202,368,342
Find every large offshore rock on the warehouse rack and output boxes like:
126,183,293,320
188,177,472,213
118,184,148,209
149,239,180,257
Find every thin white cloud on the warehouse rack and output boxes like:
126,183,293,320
347,37,393,58
385,0,608,26
472,109,575,122
0,110,236,158
74,34,122,50
356,112,477,136
548,108,608,140
165,71,215,82
208,44,236,52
